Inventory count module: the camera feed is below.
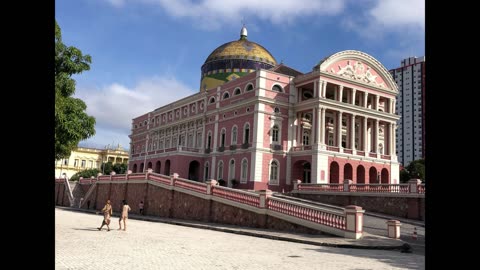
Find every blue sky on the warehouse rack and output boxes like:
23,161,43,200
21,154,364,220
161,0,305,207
55,0,424,151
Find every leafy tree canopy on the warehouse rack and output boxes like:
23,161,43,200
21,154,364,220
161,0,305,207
55,20,96,160
400,159,425,183
70,168,100,182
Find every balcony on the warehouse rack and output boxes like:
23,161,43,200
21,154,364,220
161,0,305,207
292,145,312,151
241,143,251,149
271,144,282,151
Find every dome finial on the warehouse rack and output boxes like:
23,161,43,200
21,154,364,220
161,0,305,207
240,20,247,40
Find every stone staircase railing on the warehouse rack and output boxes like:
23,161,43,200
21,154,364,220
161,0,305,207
68,170,364,239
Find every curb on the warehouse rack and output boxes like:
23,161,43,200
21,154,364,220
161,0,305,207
57,206,406,251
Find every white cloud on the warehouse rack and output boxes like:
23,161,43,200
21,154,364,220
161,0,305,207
342,0,424,40
76,75,196,149
106,0,346,29
369,0,424,29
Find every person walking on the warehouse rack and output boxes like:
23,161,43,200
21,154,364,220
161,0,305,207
118,200,131,231
97,199,113,231
139,201,144,215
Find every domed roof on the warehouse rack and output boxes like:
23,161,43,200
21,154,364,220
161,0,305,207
204,27,277,66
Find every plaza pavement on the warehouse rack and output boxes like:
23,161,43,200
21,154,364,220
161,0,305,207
55,207,425,269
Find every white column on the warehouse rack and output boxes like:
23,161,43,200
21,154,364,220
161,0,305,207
313,80,317,98
391,100,396,114
376,95,380,111
363,117,368,152
339,86,344,102
352,89,357,105
375,119,379,153
350,114,356,150
391,123,397,156
315,108,321,144
321,80,327,98
312,108,317,143
363,93,368,108
337,111,343,148
320,107,326,144
297,112,301,145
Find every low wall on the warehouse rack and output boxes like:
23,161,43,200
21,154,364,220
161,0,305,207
290,192,425,221
59,181,327,235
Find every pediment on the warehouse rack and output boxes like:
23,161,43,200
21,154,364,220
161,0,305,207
317,50,398,92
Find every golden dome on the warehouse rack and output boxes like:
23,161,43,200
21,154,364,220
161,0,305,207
199,26,277,91
204,38,277,66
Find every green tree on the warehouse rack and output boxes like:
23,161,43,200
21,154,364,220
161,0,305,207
55,20,96,160
113,163,128,174
399,168,411,183
70,168,100,181
406,159,425,182
101,162,114,175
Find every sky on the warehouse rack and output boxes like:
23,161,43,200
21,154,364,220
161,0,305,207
55,0,425,151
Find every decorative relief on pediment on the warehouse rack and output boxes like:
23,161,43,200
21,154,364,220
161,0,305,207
329,60,385,88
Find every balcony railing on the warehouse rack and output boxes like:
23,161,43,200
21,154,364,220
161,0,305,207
292,145,312,151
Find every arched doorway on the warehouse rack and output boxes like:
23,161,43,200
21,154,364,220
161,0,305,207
140,163,144,173
344,163,353,183
292,160,310,183
155,161,161,174
147,162,152,170
132,164,138,173
330,162,339,184
164,160,171,176
357,165,365,184
369,167,378,183
381,168,389,184
303,162,311,183
188,160,200,181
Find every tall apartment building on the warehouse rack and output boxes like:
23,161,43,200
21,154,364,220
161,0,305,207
389,56,425,166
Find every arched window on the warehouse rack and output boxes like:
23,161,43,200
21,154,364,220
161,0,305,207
231,126,238,145
241,159,248,183
228,159,235,184
303,131,310,145
269,160,279,185
272,85,283,92
234,88,241,95
223,92,230,99
272,125,279,143
220,129,226,147
209,97,216,104
245,83,254,92
244,123,250,144
217,161,224,180
204,162,210,180
207,131,212,149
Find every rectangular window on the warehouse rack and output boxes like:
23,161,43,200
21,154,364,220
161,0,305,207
63,159,68,166
89,161,93,168
74,159,79,167
81,160,86,167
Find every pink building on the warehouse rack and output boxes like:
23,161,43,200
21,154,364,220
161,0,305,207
128,27,400,192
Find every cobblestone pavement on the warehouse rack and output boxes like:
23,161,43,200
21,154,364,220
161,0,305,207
56,208,424,270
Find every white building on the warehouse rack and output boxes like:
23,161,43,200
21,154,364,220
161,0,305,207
389,56,425,166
